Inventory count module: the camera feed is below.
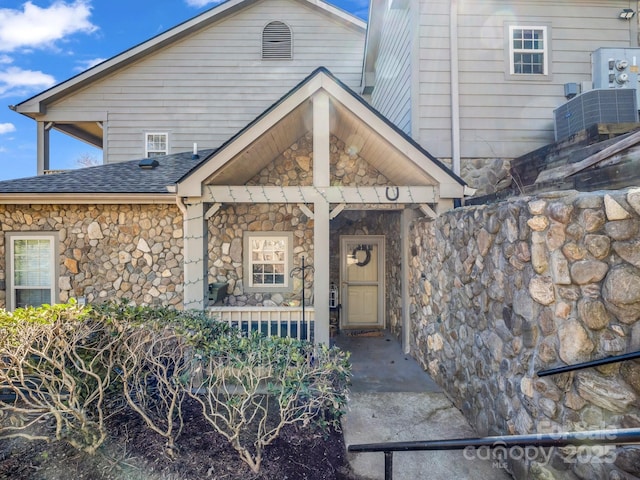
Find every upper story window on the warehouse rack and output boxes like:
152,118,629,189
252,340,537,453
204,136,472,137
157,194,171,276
145,132,168,157
262,21,292,60
509,25,548,76
243,232,293,292
6,233,57,310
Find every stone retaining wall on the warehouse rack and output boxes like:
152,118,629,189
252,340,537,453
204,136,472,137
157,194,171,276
0,204,183,309
409,188,640,479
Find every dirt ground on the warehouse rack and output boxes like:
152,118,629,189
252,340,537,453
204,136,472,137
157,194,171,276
0,399,363,480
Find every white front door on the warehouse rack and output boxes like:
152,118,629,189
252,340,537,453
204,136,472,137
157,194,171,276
340,235,385,329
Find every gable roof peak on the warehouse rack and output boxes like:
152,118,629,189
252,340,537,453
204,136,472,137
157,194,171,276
14,0,366,114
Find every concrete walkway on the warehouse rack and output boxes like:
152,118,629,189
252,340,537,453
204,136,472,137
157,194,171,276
335,331,513,480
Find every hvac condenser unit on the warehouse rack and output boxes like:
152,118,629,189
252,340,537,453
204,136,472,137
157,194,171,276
553,88,638,140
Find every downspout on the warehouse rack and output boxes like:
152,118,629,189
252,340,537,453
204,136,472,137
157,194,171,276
176,195,187,215
634,1,640,47
450,0,461,176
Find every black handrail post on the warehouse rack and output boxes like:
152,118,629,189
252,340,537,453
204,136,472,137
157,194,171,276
289,256,314,339
384,451,393,480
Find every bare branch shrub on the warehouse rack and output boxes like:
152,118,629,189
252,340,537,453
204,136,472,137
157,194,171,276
186,332,350,473
0,303,119,454
113,320,190,454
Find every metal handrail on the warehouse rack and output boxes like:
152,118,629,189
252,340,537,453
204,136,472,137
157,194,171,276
347,428,640,480
537,350,640,377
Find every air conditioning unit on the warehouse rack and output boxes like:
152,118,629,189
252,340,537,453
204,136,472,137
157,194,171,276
553,88,638,140
592,47,640,109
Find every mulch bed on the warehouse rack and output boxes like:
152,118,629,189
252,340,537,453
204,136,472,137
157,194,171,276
0,398,362,480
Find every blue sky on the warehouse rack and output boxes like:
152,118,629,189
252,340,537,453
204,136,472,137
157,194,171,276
0,0,369,181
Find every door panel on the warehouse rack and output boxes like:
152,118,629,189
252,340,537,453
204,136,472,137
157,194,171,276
346,286,378,325
340,236,385,329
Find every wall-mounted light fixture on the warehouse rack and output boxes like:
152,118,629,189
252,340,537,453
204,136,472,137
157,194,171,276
619,8,636,19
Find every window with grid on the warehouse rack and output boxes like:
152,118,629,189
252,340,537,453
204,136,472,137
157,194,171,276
509,26,547,75
243,233,293,291
145,133,168,157
262,21,292,60
8,235,56,310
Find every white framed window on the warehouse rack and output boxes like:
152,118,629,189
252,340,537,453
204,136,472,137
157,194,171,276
508,25,549,76
243,232,293,292
6,233,57,310
145,132,168,157
262,21,292,60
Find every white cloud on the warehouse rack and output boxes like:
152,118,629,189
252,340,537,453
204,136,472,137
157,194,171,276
0,66,55,97
74,57,106,72
0,54,12,64
0,1,98,52
185,0,225,7
0,123,16,135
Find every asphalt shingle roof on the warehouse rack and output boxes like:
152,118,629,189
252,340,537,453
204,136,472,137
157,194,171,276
0,150,214,195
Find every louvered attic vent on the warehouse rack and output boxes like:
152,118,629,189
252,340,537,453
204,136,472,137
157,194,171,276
262,21,292,60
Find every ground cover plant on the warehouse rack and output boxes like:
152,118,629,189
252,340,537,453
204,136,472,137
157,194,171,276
0,302,357,479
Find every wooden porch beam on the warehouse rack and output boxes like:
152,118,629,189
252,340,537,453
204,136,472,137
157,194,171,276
204,203,221,220
330,203,346,219
298,204,314,219
201,185,438,204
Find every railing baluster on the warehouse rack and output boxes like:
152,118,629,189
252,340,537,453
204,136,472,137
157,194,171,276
384,451,393,480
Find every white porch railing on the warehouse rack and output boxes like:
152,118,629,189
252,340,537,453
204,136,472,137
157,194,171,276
207,306,315,342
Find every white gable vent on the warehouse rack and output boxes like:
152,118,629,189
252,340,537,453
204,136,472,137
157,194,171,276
262,21,292,60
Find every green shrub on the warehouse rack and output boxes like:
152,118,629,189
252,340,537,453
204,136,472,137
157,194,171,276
186,331,350,473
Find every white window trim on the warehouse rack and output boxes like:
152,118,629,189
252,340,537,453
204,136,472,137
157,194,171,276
505,24,551,80
243,232,294,293
6,232,58,311
144,132,169,157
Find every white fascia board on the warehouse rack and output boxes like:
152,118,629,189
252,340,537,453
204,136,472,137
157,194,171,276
15,0,252,114
319,75,465,197
177,76,324,197
305,0,366,30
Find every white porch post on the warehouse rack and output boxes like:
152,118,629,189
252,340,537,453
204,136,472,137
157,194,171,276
183,201,208,310
36,121,50,175
313,91,330,345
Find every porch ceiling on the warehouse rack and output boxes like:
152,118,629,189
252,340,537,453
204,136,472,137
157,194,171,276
204,101,312,185
330,99,438,186
54,121,103,148
203,95,439,187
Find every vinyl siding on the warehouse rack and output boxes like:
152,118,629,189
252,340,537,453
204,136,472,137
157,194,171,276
369,5,412,135
415,0,635,160
46,0,364,164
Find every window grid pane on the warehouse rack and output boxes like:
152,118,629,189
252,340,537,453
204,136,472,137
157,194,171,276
512,27,545,75
146,133,168,157
249,237,288,287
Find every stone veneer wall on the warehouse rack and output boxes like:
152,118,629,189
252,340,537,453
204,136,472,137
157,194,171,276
436,156,512,196
0,204,184,309
207,203,314,306
207,132,403,310
409,188,640,480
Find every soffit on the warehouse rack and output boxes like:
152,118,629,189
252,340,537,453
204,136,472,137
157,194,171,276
203,94,439,187
204,101,312,185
